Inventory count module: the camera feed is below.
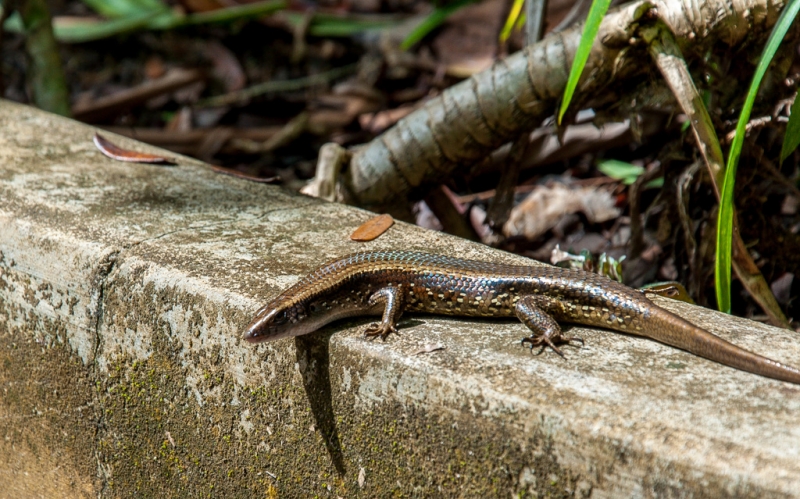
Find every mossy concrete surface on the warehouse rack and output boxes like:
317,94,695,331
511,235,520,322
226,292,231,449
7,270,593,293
1,100,799,498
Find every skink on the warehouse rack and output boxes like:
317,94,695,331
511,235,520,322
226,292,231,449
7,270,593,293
244,251,800,384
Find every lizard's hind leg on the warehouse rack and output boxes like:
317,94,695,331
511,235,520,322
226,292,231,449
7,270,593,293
515,295,584,359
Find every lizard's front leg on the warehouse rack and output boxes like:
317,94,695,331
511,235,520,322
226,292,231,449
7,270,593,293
364,286,405,340
515,295,584,358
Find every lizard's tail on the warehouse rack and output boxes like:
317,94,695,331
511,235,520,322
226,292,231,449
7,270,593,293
645,307,800,385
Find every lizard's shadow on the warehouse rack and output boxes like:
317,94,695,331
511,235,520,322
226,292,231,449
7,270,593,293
294,330,346,475
292,318,421,476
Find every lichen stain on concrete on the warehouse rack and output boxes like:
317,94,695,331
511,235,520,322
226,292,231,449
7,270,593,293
0,316,99,498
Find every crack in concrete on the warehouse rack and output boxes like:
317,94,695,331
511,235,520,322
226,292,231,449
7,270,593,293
90,249,119,364
88,248,119,496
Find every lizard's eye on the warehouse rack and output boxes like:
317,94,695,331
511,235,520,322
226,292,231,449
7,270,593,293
272,311,289,326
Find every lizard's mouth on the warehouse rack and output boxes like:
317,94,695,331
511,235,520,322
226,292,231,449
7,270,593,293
243,304,379,343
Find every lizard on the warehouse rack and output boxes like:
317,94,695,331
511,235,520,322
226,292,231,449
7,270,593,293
243,250,800,385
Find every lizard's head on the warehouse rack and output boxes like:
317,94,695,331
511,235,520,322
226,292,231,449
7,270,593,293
243,291,362,343
243,297,312,343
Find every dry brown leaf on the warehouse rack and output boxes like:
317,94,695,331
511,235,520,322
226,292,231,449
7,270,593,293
93,133,175,165
503,183,620,240
350,214,394,241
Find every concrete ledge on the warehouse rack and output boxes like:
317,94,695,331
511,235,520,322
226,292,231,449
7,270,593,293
1,99,799,497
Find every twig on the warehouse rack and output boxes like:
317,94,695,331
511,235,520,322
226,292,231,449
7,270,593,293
72,68,205,123
424,186,480,241
486,134,526,230
196,64,358,108
526,0,547,45
676,161,703,299
231,112,309,153
723,116,772,144
552,0,591,33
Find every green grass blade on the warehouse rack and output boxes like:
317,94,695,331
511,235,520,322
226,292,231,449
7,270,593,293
79,0,166,18
2,8,167,42
400,0,477,50
498,0,525,43
276,11,404,37
57,10,167,42
780,91,800,163
715,0,800,313
557,0,611,125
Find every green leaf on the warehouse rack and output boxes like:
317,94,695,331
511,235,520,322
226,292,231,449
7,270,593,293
715,0,800,313
557,0,611,124
597,159,644,185
400,0,477,50
780,92,800,163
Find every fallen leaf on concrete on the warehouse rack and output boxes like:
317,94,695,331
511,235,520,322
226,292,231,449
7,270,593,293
351,214,394,241
503,183,620,240
93,133,176,165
